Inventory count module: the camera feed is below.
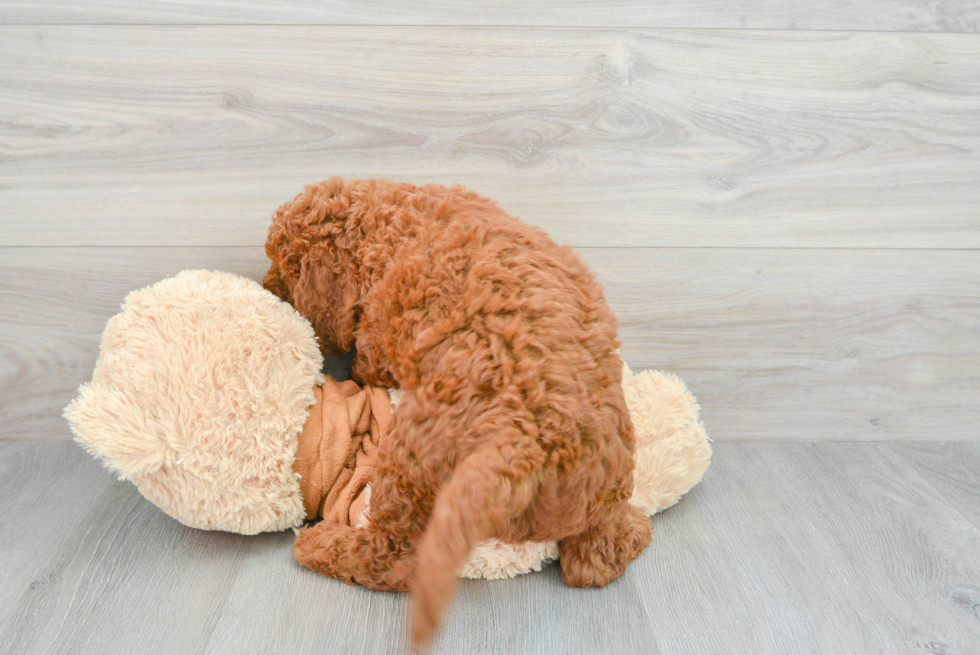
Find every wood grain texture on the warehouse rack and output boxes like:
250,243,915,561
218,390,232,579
1,442,978,653
606,248,980,442
2,27,979,248
0,248,353,441
0,442,115,613
1,0,978,32
634,442,980,653
2,246,978,442
890,442,980,529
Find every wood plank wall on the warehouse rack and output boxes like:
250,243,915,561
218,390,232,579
1,3,978,441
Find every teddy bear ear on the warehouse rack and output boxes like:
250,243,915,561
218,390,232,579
64,382,171,481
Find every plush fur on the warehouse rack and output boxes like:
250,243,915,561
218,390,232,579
624,366,712,516
64,270,324,534
64,270,710,588
264,178,653,645
456,364,711,579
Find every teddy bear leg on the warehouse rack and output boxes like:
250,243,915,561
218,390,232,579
558,500,652,587
294,462,433,592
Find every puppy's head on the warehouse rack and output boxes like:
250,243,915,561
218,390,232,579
263,179,357,355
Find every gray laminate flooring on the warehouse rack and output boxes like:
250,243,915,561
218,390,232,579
2,440,978,654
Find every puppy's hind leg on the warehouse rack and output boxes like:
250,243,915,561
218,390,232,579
558,500,652,587
294,455,433,592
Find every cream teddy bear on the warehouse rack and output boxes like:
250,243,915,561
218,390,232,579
65,270,711,579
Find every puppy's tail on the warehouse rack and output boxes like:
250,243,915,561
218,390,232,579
410,445,537,648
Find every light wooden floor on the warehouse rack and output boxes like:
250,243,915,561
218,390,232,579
1,440,978,654
2,3,979,654
2,2,979,443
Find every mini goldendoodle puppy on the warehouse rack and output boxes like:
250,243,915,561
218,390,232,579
263,178,651,646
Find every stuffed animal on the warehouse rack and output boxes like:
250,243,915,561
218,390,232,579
64,270,711,580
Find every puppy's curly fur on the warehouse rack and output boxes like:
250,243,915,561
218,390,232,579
264,178,651,646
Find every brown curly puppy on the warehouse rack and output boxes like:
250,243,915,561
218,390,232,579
264,178,651,647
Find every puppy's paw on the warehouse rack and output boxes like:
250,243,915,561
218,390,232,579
294,522,355,580
559,505,652,587
294,521,412,592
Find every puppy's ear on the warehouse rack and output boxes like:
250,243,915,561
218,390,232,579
264,198,304,303
263,264,293,304
293,254,357,355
